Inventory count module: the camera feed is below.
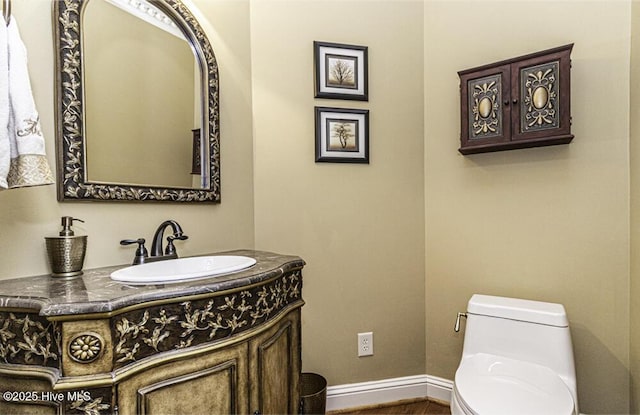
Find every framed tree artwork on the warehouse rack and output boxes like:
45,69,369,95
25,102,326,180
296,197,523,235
314,41,368,101
315,107,369,163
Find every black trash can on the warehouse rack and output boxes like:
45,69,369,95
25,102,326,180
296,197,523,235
300,372,327,414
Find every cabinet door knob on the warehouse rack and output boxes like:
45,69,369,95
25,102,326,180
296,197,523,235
512,99,518,104
253,411,261,415
503,100,509,105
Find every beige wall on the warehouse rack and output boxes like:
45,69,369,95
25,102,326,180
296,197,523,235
0,0,255,279
425,1,631,414
631,1,640,412
250,1,426,385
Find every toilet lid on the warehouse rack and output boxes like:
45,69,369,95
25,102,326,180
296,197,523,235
454,353,575,415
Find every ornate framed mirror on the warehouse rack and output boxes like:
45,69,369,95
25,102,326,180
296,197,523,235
53,0,220,202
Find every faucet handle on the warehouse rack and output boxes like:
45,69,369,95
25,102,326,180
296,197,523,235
120,238,149,265
165,234,188,255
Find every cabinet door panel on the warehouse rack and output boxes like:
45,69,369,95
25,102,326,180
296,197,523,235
511,48,572,142
250,310,301,415
137,361,236,415
459,65,511,150
117,344,248,415
0,376,62,415
0,402,59,415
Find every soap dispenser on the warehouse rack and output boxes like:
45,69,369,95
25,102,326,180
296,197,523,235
45,217,87,277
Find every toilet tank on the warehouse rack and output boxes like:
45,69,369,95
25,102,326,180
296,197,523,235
461,295,577,390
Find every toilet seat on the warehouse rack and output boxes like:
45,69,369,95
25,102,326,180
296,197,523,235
454,353,575,415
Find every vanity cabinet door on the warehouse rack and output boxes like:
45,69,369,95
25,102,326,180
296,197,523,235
0,377,61,415
116,343,249,415
249,309,301,415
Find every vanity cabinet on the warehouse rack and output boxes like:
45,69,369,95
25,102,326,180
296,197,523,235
0,251,304,415
459,44,573,154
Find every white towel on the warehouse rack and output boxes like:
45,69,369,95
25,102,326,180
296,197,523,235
5,17,53,188
0,15,9,189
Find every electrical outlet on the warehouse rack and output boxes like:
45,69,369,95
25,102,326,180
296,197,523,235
358,332,374,357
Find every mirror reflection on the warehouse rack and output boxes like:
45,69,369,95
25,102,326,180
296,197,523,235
84,0,201,188
54,0,220,202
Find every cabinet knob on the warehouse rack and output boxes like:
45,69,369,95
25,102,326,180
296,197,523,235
512,99,518,104
253,411,261,415
503,100,509,106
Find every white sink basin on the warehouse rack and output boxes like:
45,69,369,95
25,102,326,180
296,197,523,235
110,255,257,285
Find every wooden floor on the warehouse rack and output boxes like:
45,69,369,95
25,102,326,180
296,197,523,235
327,398,451,415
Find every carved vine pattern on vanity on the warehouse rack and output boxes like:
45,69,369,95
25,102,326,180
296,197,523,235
55,0,221,202
65,387,112,415
0,312,61,368
113,271,302,367
0,313,111,415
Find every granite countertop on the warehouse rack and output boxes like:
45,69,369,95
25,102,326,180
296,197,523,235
0,250,304,317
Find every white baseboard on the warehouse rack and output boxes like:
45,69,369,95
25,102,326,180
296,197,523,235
325,374,453,411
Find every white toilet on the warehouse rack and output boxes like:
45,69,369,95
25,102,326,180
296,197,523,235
451,294,579,415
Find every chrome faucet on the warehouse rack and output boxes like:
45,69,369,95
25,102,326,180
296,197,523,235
120,220,188,265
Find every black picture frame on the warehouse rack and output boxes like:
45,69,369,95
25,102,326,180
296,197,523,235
314,41,368,101
315,107,369,163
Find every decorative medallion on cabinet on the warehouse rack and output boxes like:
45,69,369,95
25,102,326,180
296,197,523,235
458,44,573,155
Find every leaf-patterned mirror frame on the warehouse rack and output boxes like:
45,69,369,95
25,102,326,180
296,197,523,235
53,0,220,203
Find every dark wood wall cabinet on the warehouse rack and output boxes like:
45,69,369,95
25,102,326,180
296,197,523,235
458,44,573,155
